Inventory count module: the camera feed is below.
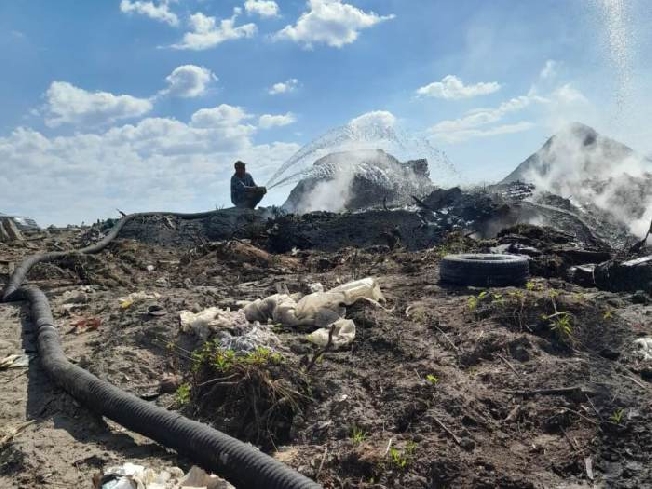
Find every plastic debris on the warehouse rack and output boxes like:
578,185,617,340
0,353,32,369
179,308,249,340
119,291,162,309
67,317,102,335
214,323,283,353
633,337,652,361
95,462,233,489
243,277,383,329
307,318,356,348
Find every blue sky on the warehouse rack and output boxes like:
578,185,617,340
0,0,650,225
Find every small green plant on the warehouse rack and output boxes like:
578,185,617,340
425,374,439,385
610,408,625,424
351,425,367,444
389,441,417,470
491,293,505,307
603,308,613,320
175,383,191,405
468,290,489,312
546,312,572,338
525,281,537,291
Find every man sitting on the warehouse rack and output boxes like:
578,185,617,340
230,161,267,209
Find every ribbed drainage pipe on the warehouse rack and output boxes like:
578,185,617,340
1,212,320,489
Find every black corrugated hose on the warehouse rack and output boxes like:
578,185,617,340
1,211,321,489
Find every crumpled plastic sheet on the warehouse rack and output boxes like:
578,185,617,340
307,318,356,348
243,277,384,349
179,308,249,340
243,277,383,328
178,278,384,350
633,337,652,361
98,462,233,489
214,324,284,353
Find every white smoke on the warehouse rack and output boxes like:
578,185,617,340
524,123,652,236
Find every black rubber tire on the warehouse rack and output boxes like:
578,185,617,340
439,253,529,286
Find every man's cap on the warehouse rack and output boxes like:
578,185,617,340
234,161,246,168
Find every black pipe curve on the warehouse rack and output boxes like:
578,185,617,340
1,211,321,489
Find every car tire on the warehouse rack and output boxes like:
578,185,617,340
439,254,530,287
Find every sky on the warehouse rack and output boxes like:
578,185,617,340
0,0,650,226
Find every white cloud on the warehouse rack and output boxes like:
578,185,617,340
0,107,299,225
191,104,253,128
120,0,178,26
273,0,394,48
430,95,538,136
432,122,535,144
244,0,280,17
44,81,153,127
540,59,558,80
268,79,299,95
259,112,297,128
349,110,396,129
161,65,217,97
416,75,501,100
172,11,257,50
430,78,591,144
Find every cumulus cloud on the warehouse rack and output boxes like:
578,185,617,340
161,65,217,97
416,75,501,100
268,79,299,95
120,0,178,26
349,110,396,129
244,0,280,17
259,112,297,128
0,108,299,225
273,0,394,48
43,81,153,127
190,104,253,128
172,11,257,50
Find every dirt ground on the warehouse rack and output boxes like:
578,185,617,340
0,224,651,488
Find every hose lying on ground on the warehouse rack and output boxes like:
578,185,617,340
1,211,321,489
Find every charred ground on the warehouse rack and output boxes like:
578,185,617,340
0,193,651,488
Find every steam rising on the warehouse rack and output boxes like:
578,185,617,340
521,123,652,236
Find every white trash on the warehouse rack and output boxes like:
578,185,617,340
179,308,249,340
242,277,384,348
98,463,233,489
633,337,652,361
307,318,356,348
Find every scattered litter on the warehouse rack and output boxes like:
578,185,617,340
0,420,35,449
95,462,233,489
633,337,652,361
308,318,356,349
147,305,167,317
179,308,249,340
214,323,283,353
0,353,33,369
244,277,383,330
67,317,102,335
146,265,155,272
119,291,162,309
